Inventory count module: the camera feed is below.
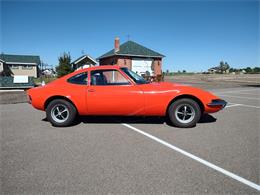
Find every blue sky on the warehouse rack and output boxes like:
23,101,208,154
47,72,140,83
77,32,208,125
1,0,259,72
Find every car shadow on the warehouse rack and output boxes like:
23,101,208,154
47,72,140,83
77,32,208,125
242,84,260,88
198,114,217,123
42,113,216,127
78,115,166,125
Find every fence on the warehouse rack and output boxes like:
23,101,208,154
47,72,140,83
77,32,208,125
0,76,35,88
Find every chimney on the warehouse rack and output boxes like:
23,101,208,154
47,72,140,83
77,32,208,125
114,37,120,53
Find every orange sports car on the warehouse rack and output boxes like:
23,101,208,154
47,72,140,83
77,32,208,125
27,65,226,128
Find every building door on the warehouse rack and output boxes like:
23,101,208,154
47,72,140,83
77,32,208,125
131,58,153,76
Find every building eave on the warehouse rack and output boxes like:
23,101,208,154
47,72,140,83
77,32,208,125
0,54,40,65
97,53,165,61
72,55,98,65
5,62,38,65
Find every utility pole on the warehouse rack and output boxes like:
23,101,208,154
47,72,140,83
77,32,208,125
40,60,43,83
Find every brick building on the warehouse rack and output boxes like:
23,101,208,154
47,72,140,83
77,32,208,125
97,38,165,76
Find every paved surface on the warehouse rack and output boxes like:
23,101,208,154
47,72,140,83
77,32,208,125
1,86,259,194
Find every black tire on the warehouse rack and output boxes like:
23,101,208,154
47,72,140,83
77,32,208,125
168,98,201,128
46,99,77,127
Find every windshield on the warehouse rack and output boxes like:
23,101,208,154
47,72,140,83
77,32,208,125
121,67,148,84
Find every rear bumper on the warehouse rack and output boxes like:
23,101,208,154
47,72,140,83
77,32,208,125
207,99,227,109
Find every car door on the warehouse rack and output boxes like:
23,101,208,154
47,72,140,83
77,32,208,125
87,69,145,115
66,71,89,115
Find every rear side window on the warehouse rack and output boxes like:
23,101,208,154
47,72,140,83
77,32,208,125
67,72,88,85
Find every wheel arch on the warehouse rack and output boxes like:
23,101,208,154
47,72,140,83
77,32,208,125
44,95,78,113
166,94,205,116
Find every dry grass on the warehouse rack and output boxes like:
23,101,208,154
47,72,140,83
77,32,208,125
165,74,260,84
164,74,260,90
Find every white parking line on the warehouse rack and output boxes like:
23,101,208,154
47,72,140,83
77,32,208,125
219,94,260,100
238,104,260,109
225,104,241,108
121,123,260,191
214,89,260,94
228,102,260,109
227,92,260,96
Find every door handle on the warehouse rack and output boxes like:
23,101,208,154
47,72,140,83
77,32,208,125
88,89,95,92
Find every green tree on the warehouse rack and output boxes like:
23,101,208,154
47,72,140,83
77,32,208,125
252,67,260,73
0,63,12,76
224,62,230,71
56,52,72,77
219,61,230,73
244,67,252,73
229,68,234,72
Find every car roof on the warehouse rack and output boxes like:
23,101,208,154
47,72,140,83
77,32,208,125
73,65,127,74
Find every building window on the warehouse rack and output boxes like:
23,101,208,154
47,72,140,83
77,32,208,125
22,65,33,70
10,65,19,69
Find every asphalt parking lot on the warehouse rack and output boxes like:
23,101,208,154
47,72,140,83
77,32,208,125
1,86,259,194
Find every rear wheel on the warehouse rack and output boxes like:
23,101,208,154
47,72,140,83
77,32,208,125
168,98,201,128
46,99,76,127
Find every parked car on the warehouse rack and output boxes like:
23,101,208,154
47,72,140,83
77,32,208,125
27,65,226,128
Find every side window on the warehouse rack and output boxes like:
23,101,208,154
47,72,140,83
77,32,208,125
91,70,130,86
67,72,88,85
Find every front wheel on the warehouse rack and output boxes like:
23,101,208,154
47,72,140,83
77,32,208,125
168,98,201,128
46,99,77,127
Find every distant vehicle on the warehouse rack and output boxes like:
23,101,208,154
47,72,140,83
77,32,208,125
27,66,227,128
42,69,56,77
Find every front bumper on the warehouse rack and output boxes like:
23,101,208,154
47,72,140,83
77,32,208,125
207,99,227,109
